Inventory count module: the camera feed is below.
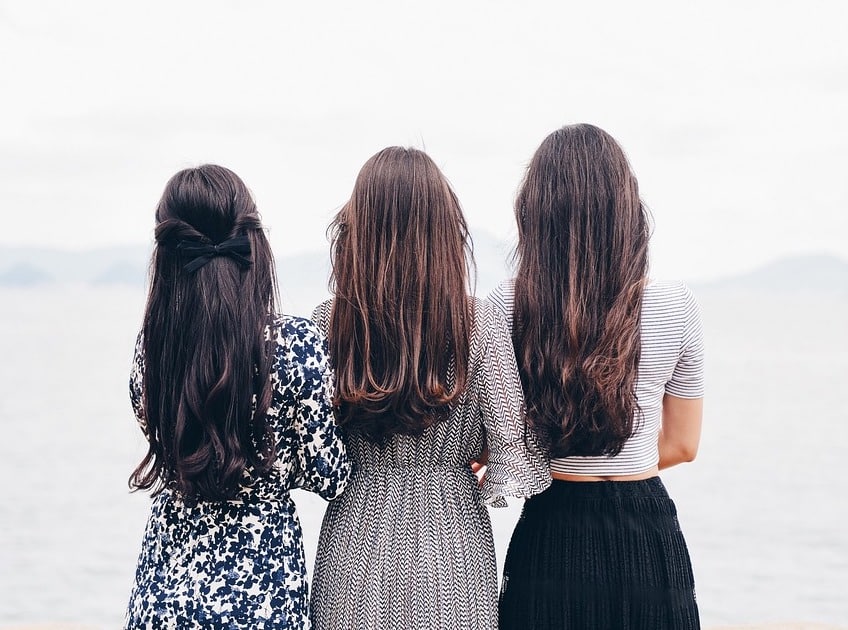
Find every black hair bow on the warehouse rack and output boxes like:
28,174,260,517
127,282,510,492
177,235,252,273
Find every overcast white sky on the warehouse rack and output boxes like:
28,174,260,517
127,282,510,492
1,0,845,281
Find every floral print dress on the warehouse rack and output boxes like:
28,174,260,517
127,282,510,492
125,316,351,629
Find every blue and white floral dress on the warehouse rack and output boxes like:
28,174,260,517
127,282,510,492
125,315,351,629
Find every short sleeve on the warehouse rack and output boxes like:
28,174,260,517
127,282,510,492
129,331,148,437
665,285,705,399
477,303,551,506
288,320,351,500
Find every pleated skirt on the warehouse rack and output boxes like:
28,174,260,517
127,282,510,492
499,477,700,630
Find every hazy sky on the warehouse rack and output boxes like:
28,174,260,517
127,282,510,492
1,0,845,281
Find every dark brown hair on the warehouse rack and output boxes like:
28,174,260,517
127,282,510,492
130,164,279,501
513,124,650,457
328,146,473,441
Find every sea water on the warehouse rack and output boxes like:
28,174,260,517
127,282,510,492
0,285,846,627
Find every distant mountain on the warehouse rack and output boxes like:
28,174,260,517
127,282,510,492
2,244,845,299
0,245,150,285
273,235,514,317
0,233,514,294
92,261,149,286
0,263,54,286
694,254,848,295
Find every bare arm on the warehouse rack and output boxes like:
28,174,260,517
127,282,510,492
658,394,703,470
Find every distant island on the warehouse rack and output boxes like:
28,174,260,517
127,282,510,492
0,262,54,286
0,245,151,287
692,254,848,296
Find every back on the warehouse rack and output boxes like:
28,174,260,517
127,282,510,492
488,279,704,476
309,297,550,629
312,298,548,493
126,315,350,627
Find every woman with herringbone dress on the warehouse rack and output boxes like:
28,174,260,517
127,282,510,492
309,147,551,629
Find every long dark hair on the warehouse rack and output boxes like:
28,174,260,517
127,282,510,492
328,146,473,441
130,164,279,501
513,124,650,458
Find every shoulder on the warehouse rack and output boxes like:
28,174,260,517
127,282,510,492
270,313,323,342
641,281,703,346
469,295,512,351
483,278,516,331
642,280,700,314
470,295,496,326
485,279,516,318
268,314,329,362
132,329,145,361
309,300,333,336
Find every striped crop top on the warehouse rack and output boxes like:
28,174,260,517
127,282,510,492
487,279,705,476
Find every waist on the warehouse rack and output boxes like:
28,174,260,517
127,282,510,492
551,466,659,482
549,443,659,478
355,462,472,473
522,476,677,518
156,482,292,507
352,462,477,483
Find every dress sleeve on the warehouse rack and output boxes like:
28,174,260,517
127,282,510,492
478,304,551,507
289,321,351,500
129,331,148,437
665,285,705,399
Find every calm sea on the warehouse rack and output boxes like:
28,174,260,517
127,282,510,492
0,285,846,627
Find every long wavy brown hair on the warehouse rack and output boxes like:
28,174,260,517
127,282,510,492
513,124,650,458
328,146,473,441
130,164,279,501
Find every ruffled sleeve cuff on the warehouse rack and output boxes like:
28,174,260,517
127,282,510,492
479,436,552,508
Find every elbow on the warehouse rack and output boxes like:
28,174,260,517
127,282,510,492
679,443,699,463
659,438,699,468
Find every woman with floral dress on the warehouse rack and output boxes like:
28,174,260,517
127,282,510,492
125,164,350,629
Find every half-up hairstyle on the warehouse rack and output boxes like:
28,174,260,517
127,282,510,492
130,164,279,502
328,147,473,442
513,124,650,457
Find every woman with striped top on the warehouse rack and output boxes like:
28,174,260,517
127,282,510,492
492,124,704,629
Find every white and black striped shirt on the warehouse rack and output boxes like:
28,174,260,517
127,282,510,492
487,279,704,476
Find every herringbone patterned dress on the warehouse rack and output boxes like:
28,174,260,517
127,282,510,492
309,298,551,630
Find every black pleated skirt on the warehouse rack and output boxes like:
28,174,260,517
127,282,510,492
499,477,700,630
